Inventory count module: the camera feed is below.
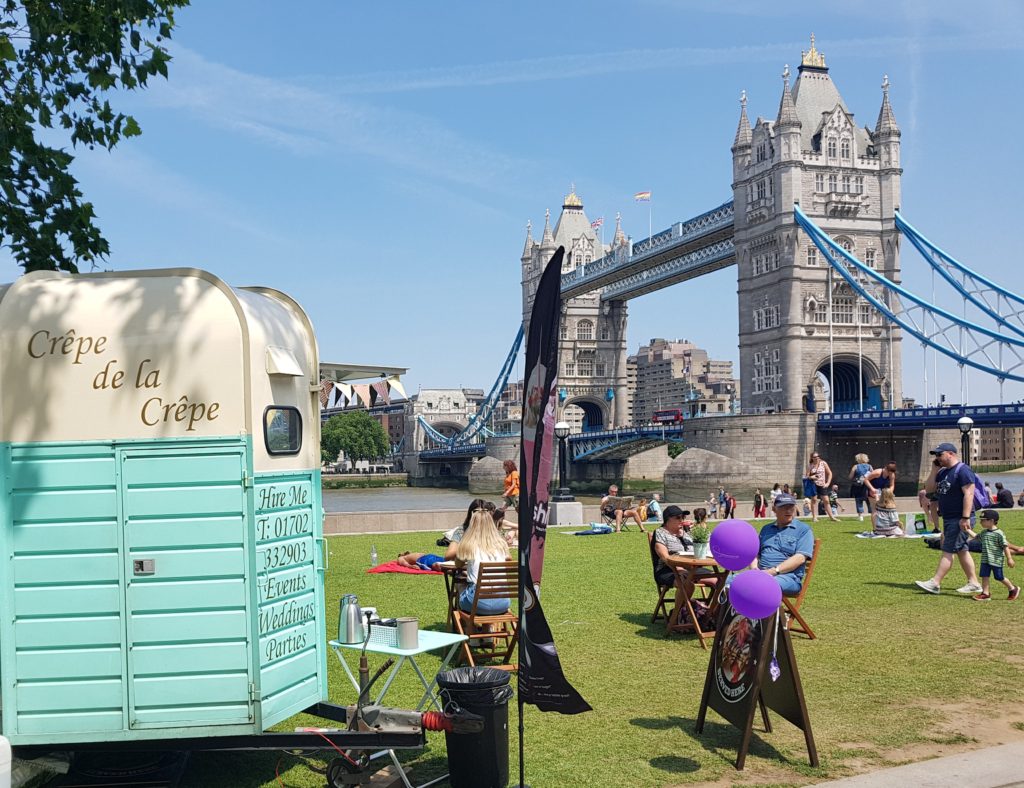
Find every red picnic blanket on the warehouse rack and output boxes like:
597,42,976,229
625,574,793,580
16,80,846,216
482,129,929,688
366,560,442,575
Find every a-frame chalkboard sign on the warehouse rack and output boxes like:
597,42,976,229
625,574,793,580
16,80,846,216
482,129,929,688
696,604,818,770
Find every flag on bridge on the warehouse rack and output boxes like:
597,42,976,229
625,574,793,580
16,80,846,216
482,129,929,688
634,190,652,202
590,217,604,229
518,246,591,716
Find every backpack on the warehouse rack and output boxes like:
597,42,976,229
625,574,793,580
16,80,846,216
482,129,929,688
853,462,870,486
951,463,990,510
969,468,991,509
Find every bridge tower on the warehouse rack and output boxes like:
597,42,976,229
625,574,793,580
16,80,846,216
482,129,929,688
732,36,903,414
521,189,631,431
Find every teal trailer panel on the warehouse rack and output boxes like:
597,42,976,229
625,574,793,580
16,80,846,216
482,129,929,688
1,443,126,738
0,439,327,745
254,472,326,729
120,444,254,730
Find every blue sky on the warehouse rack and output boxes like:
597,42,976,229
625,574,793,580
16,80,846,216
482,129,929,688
4,1,1024,406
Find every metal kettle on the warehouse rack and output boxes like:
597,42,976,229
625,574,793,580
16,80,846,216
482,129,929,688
338,594,364,644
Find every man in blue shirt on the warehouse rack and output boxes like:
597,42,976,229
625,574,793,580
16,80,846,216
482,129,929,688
752,493,815,595
915,442,983,595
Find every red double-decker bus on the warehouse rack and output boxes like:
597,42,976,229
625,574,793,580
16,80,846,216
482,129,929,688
652,408,684,424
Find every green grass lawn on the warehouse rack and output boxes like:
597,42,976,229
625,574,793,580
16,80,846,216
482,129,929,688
183,513,1024,787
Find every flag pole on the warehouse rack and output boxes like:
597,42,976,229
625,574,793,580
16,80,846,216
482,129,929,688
517,584,527,788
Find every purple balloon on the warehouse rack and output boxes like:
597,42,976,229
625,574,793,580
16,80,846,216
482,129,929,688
709,518,759,571
730,569,783,620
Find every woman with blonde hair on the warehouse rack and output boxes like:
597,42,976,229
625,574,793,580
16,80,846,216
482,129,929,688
848,452,875,521
872,488,904,537
456,507,511,614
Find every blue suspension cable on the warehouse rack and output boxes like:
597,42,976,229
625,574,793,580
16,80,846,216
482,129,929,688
453,325,524,446
794,205,1024,383
895,211,1024,337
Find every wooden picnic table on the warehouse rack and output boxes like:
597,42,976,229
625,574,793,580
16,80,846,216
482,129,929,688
664,553,730,649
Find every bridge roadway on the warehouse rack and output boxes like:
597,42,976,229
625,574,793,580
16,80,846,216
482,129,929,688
418,404,1024,461
560,200,735,301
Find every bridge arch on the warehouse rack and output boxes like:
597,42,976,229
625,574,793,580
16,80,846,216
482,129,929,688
417,419,466,449
809,355,881,413
562,397,608,433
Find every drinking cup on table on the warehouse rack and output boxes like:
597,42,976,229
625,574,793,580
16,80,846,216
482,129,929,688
397,617,418,649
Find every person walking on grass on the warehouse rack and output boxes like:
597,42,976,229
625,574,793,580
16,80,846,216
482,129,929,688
966,510,1019,601
501,460,520,512
915,442,983,596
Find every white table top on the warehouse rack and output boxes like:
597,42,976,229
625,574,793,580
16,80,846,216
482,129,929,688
330,628,467,657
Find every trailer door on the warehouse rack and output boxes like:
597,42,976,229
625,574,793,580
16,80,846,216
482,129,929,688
119,443,254,728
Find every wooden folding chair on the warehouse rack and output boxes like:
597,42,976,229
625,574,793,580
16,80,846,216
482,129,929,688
440,562,467,633
452,561,518,671
782,538,821,639
647,532,675,624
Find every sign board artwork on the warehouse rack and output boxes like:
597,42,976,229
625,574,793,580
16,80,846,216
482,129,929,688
696,603,818,770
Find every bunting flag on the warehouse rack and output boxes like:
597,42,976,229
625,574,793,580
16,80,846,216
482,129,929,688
518,247,591,715
372,380,391,405
319,380,334,408
351,384,371,408
319,376,407,411
330,387,348,409
387,375,408,400
634,191,652,202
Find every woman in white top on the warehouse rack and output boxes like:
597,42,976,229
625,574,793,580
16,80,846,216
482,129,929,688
456,508,511,614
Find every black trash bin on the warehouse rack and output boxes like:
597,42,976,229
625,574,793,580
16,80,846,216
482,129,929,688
437,666,513,788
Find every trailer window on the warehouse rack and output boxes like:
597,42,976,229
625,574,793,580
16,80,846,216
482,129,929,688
264,406,302,455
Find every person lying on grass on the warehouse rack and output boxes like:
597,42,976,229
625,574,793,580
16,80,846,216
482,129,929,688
396,552,445,570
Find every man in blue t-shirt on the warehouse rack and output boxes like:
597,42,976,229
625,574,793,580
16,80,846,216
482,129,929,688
752,493,815,595
915,442,983,595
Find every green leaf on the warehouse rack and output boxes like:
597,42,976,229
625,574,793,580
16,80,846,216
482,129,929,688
123,116,140,137
0,35,15,61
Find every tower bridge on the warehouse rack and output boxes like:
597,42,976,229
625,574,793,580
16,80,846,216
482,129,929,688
408,36,1024,492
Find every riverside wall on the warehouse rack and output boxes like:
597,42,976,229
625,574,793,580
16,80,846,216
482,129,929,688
323,497,932,536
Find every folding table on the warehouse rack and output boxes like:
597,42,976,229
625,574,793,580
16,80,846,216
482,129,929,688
330,629,468,788
664,554,730,649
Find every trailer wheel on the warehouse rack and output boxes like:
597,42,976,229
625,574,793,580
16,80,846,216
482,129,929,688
326,756,365,786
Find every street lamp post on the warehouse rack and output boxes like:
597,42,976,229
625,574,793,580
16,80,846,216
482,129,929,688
957,415,974,462
553,421,573,502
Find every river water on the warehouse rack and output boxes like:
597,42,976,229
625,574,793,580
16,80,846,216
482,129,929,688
322,487,602,512
323,472,1024,513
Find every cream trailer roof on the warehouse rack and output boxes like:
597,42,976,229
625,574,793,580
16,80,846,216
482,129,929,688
0,269,319,470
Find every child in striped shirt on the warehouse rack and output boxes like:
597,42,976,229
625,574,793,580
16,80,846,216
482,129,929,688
969,510,1019,601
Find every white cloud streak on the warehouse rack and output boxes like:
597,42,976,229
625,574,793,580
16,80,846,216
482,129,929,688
72,145,289,249
310,32,1022,95
145,47,532,191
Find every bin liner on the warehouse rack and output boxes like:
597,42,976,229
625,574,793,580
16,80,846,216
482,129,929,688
437,666,514,706
437,667,513,788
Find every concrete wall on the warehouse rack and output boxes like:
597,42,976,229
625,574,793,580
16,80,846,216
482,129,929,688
407,458,474,488
623,444,672,481
817,426,961,496
324,497,933,536
677,412,817,488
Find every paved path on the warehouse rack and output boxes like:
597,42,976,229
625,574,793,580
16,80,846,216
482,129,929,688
818,741,1024,786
